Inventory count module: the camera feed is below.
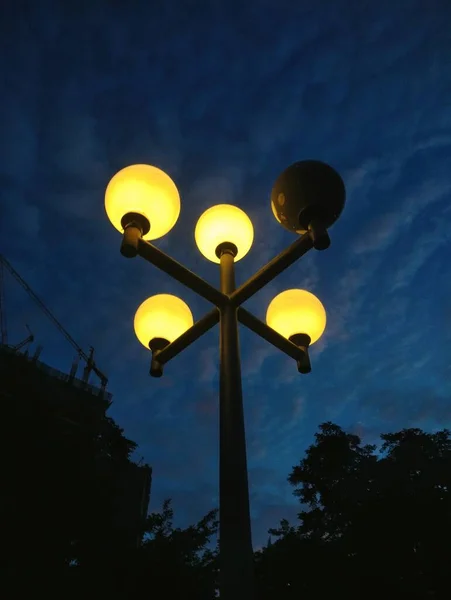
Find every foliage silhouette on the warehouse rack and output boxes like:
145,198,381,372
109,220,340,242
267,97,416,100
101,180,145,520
256,422,451,599
136,499,218,599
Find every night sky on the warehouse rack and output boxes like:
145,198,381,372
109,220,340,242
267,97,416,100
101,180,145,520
1,0,451,547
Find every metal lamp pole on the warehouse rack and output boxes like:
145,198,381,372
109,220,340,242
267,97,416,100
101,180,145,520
218,243,253,598
107,159,346,600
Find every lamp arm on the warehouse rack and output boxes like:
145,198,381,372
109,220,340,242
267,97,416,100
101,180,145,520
237,307,304,361
229,232,314,307
136,238,227,307
153,307,220,367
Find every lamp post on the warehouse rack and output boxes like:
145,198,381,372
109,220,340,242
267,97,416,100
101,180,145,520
104,159,345,600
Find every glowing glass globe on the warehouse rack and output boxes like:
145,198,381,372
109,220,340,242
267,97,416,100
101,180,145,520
266,289,326,344
194,204,254,263
105,164,180,240
134,294,193,348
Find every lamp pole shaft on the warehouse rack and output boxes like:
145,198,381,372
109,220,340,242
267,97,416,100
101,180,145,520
219,250,254,600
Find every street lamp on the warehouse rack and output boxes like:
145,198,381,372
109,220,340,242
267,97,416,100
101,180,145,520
266,289,327,374
104,159,345,600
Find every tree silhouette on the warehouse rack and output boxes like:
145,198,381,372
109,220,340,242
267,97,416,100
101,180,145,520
133,499,219,599
256,422,451,598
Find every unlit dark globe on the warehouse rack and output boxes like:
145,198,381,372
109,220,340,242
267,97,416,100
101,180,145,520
270,160,346,234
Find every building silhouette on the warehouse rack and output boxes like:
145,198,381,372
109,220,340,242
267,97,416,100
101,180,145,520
0,343,151,552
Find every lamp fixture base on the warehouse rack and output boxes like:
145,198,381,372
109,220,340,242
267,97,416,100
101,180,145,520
149,337,170,377
215,241,238,260
121,212,151,235
308,218,330,251
120,212,151,258
289,333,312,374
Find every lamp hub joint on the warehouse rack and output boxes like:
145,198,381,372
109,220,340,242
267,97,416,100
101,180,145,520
215,241,238,259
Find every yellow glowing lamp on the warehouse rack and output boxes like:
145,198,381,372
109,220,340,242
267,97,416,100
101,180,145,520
194,204,254,263
134,294,194,348
105,164,180,240
266,289,326,344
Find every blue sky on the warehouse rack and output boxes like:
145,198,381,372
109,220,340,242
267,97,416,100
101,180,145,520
1,0,451,547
